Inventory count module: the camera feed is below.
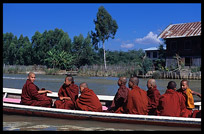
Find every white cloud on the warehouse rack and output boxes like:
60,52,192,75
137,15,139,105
135,31,161,45
120,43,134,49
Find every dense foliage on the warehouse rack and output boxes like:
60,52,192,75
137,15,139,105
3,29,153,74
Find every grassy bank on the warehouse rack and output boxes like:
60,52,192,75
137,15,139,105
3,65,65,75
3,65,201,80
77,64,142,77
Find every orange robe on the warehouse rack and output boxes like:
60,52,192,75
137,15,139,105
124,85,148,115
21,79,52,108
108,85,130,112
157,89,186,117
54,83,79,109
76,88,102,112
147,86,161,115
177,88,195,117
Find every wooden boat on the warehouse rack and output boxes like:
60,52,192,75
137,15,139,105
3,88,201,128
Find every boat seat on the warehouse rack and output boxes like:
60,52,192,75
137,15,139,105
102,106,108,111
3,98,21,104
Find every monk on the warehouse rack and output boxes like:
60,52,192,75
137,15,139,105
21,72,53,107
108,77,130,113
177,79,201,117
157,81,186,117
146,79,161,115
75,82,102,112
123,77,148,115
54,75,79,109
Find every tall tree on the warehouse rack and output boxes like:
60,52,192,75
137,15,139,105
91,6,118,71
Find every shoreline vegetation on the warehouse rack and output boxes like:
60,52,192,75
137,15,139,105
3,65,201,80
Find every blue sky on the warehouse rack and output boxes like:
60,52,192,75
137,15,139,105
3,3,201,51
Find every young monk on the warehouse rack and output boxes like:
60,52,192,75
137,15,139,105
177,79,201,117
21,72,53,107
75,82,102,112
123,77,148,115
157,81,186,117
146,79,161,115
108,77,130,113
54,75,79,109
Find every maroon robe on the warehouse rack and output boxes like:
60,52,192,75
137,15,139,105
54,83,79,109
157,89,186,117
147,86,161,115
76,88,102,112
108,85,130,112
124,85,148,115
21,79,52,108
192,110,201,118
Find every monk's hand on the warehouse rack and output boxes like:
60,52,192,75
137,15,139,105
60,97,64,101
64,97,71,100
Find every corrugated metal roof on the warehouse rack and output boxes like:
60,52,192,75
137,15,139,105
158,22,201,39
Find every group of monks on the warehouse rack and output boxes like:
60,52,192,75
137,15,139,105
21,72,201,118
21,72,102,112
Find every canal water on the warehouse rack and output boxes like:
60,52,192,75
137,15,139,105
3,74,201,100
3,73,201,131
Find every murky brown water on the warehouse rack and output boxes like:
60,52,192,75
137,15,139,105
3,114,201,131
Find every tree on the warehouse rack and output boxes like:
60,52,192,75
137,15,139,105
155,44,166,70
72,33,95,68
31,31,43,65
91,6,118,71
173,53,183,71
3,33,17,65
45,48,75,70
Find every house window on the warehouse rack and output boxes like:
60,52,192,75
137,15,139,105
184,40,192,50
171,41,177,51
185,57,192,66
153,52,157,58
146,52,150,58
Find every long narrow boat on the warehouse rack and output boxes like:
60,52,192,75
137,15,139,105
3,88,201,128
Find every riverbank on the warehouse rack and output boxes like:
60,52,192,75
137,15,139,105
3,65,201,80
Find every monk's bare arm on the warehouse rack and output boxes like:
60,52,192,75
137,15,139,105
191,91,201,98
38,90,52,94
59,96,71,100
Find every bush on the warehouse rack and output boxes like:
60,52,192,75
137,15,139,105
44,68,59,75
152,71,161,79
191,66,201,73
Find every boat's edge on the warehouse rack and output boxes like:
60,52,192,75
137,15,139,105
3,88,201,128
3,102,201,128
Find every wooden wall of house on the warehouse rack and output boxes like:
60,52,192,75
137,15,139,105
165,36,201,58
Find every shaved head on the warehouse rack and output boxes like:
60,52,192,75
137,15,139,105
119,77,127,85
181,79,189,86
80,82,88,88
129,77,139,86
147,79,156,90
28,72,35,77
79,82,88,93
148,79,156,87
27,72,35,83
65,75,74,83
167,81,177,90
